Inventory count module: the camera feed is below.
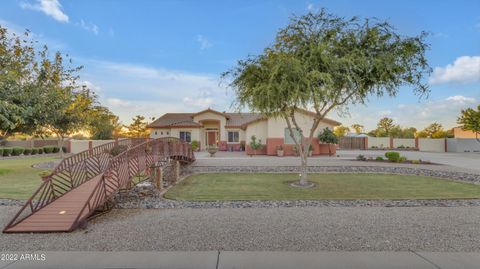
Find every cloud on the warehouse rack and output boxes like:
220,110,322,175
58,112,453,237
429,56,480,85
77,59,231,123
20,0,69,23
78,20,99,35
306,2,315,11
196,35,213,50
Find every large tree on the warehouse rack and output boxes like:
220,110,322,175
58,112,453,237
126,115,150,138
457,105,480,142
88,106,122,139
224,10,430,186
351,124,364,134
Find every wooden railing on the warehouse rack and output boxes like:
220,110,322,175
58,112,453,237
4,137,195,232
3,138,146,230
74,138,194,226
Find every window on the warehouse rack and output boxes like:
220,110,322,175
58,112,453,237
161,131,163,135
284,128,302,144
179,131,191,142
154,131,157,135
228,131,239,143
166,131,169,135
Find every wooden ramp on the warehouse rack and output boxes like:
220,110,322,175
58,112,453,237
4,175,103,233
3,137,195,233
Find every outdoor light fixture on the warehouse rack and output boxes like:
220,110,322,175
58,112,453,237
59,211,66,215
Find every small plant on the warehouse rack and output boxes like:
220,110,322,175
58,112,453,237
62,146,67,153
11,147,25,156
2,148,12,156
52,146,60,153
38,170,51,179
399,156,407,162
356,154,367,161
249,135,263,155
411,159,420,164
385,151,400,162
191,140,200,151
371,146,378,149
31,148,38,155
397,145,405,149
23,148,32,155
43,146,54,154
37,147,44,154
109,145,128,156
375,156,384,161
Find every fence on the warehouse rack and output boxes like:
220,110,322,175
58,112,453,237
447,138,480,153
338,137,367,150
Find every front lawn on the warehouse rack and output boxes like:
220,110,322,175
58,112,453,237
165,173,480,201
0,157,57,199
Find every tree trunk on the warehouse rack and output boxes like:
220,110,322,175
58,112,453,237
299,151,308,185
58,135,64,159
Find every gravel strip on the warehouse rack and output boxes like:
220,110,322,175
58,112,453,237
1,205,480,251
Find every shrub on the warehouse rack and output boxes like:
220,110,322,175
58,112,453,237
399,156,407,162
23,148,32,155
11,147,25,156
249,136,263,151
375,156,384,161
190,140,200,151
31,148,38,155
52,146,60,153
411,159,420,164
62,146,67,153
43,146,54,154
2,148,12,156
385,151,400,162
356,154,366,161
108,145,128,156
397,145,405,149
317,128,338,144
37,147,44,154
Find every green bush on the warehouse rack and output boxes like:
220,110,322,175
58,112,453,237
62,146,67,153
11,147,25,156
31,148,38,155
37,147,44,154
191,140,200,151
43,146,54,154
318,127,338,144
399,156,407,162
411,159,420,164
52,146,60,153
375,156,384,161
2,148,12,156
23,148,32,155
385,151,400,162
356,154,366,161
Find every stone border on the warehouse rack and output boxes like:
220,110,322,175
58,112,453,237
187,165,480,185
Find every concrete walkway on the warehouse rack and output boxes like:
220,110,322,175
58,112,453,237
1,251,480,269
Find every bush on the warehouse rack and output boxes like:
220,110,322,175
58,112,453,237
318,127,338,144
385,151,401,162
411,159,420,164
31,148,38,155
375,156,384,161
37,147,44,154
11,147,25,156
52,146,60,153
397,145,405,149
190,140,200,151
356,154,367,161
23,148,32,155
62,146,67,153
43,146,54,154
109,145,128,156
399,156,407,162
2,148,12,156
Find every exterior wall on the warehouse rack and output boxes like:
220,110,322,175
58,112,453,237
265,137,336,156
418,138,445,152
454,127,478,138
393,138,416,148
150,128,171,138
447,138,480,153
266,111,333,139
367,137,391,148
193,112,227,141
245,120,268,144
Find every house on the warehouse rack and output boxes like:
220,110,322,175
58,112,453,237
453,127,479,139
147,108,341,156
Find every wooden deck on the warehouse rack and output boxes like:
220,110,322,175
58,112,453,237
3,175,103,233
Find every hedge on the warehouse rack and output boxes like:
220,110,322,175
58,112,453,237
52,146,60,153
11,147,25,156
2,148,13,156
31,148,38,155
43,146,54,154
23,148,32,155
37,147,44,154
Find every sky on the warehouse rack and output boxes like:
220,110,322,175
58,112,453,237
0,0,479,131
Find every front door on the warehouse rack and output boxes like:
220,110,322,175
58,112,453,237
207,131,216,146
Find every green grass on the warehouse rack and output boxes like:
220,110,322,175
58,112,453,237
0,156,58,199
165,173,480,201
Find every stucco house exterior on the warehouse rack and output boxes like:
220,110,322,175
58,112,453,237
148,108,341,156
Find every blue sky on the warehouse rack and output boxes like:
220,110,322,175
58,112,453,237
1,0,479,130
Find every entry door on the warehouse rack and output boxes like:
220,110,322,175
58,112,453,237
207,131,216,145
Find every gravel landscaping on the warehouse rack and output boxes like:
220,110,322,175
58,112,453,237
2,205,480,251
